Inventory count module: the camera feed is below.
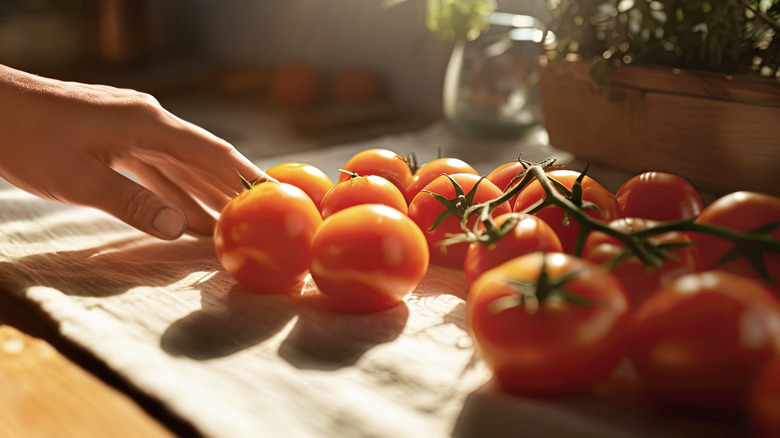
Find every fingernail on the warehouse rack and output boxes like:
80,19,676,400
154,208,186,239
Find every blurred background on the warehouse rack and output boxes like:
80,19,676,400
0,0,550,155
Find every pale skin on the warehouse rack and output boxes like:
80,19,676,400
0,64,269,240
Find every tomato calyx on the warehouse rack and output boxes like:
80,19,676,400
423,174,486,232
405,147,447,178
489,255,589,315
237,170,271,192
490,157,558,207
438,212,525,249
337,168,361,179
405,152,419,175
524,164,602,224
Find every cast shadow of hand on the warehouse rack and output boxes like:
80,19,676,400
0,234,221,297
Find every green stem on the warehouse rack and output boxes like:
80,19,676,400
464,162,780,277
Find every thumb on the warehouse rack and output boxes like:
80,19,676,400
70,164,188,240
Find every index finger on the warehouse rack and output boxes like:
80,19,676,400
150,114,272,195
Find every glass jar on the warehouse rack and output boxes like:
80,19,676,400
443,13,548,139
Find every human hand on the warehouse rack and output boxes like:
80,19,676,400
0,64,269,240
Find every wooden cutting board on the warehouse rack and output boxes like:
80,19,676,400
0,324,172,438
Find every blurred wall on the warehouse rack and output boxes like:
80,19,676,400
0,0,549,116
149,0,550,116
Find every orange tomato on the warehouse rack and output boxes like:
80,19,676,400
309,204,429,313
214,181,322,294
319,174,407,219
404,157,477,205
265,162,334,207
337,148,414,198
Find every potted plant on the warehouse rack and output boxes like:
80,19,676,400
538,0,780,196
399,0,780,195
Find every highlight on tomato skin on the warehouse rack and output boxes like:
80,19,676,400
337,148,414,199
319,174,407,219
265,162,334,207
214,181,322,295
615,171,703,222
404,157,478,205
466,252,632,397
308,204,429,314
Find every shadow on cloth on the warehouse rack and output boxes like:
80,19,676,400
160,283,300,361
0,235,222,298
277,277,409,370
451,381,635,438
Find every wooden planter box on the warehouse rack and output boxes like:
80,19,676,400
538,58,780,197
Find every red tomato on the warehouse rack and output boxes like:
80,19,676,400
214,181,322,294
694,191,780,291
628,271,780,415
751,356,780,438
485,159,526,209
309,204,429,313
408,173,510,269
337,148,414,198
512,170,623,254
464,213,563,285
265,162,334,207
616,172,703,221
467,252,632,396
582,217,705,305
404,157,477,205
319,174,407,219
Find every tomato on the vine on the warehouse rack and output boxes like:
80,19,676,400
694,191,780,291
408,173,510,269
309,204,429,313
615,172,703,222
214,181,322,294
463,213,563,285
319,173,407,219
582,217,705,305
628,271,780,415
485,159,526,209
467,252,632,396
404,157,477,205
512,170,623,254
337,148,413,198
265,162,334,207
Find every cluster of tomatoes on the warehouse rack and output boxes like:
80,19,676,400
213,148,780,436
